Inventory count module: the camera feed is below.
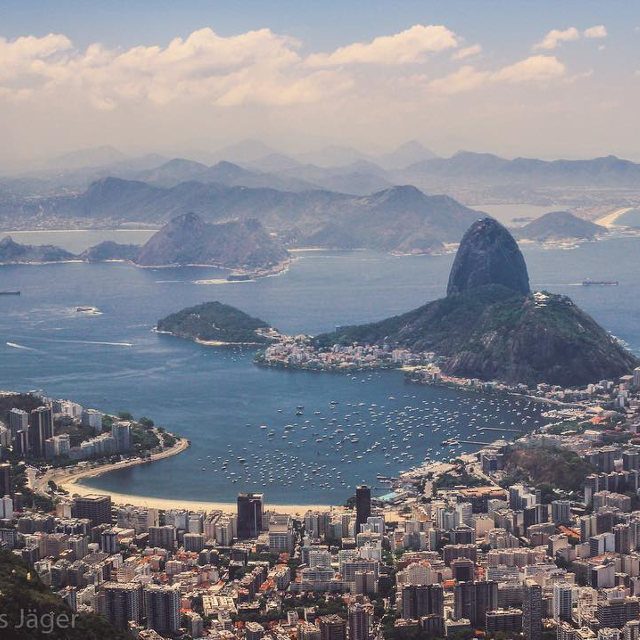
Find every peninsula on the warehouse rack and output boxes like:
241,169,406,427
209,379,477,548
262,219,638,387
0,212,291,276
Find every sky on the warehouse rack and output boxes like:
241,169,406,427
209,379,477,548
1,0,639,168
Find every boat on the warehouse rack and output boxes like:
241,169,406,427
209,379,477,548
0,291,20,295
582,279,619,286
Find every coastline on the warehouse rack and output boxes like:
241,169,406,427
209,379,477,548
152,328,263,347
38,436,333,515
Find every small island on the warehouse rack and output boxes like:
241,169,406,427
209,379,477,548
156,301,281,345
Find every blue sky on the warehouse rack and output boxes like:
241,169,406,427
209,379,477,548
0,0,639,164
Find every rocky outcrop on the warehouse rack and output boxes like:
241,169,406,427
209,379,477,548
0,236,75,263
316,219,637,386
79,241,140,262
447,218,530,296
135,213,289,270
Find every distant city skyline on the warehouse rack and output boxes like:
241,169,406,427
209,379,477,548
1,0,640,169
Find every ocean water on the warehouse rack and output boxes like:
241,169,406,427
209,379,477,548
0,234,638,505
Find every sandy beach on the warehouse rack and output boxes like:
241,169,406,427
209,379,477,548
38,437,333,516
596,206,634,228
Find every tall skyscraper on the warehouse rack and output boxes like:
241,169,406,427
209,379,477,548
0,463,11,497
402,584,444,620
237,493,263,539
149,525,176,549
103,582,143,628
29,406,53,458
523,579,542,640
318,615,347,640
355,485,371,535
144,584,181,634
111,421,132,453
551,500,572,525
453,581,498,629
14,430,29,457
348,603,373,640
8,408,28,435
72,494,112,526
553,582,573,622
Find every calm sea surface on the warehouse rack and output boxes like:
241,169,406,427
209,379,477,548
0,232,638,505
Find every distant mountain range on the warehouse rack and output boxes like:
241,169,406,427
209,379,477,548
4,142,640,202
4,181,482,254
401,151,640,190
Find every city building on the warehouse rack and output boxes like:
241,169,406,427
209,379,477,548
237,493,263,539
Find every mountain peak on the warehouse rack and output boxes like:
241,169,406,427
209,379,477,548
447,217,530,297
135,213,288,270
372,184,426,203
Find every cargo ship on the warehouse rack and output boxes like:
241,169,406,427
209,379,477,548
582,279,619,286
0,290,20,295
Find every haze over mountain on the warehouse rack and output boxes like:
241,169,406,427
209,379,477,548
0,236,75,263
514,211,607,242
135,213,289,270
316,218,638,386
377,140,438,170
3,179,481,254
135,159,317,192
0,215,289,272
401,151,640,189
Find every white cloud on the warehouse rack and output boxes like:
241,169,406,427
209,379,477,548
429,65,488,94
534,27,580,50
306,24,458,66
492,55,566,83
584,25,607,39
451,44,482,61
534,24,607,50
0,24,629,166
429,55,566,94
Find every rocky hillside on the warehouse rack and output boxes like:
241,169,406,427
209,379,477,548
4,179,482,254
135,213,289,270
316,219,638,386
0,236,75,263
157,301,276,344
79,241,141,262
0,550,131,640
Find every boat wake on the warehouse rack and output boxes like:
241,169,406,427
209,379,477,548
6,341,38,351
57,339,134,347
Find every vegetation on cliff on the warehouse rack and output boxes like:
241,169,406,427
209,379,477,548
500,442,594,495
315,219,638,386
0,551,131,639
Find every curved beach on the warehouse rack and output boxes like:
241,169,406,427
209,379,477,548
38,438,332,515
